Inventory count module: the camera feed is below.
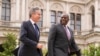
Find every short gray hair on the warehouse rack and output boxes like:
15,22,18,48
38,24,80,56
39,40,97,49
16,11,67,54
29,7,40,18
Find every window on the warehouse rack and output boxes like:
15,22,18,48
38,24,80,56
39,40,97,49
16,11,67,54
57,11,63,23
70,13,81,31
50,11,62,25
70,13,75,30
1,0,11,21
91,7,95,28
76,14,81,31
37,9,43,28
51,11,56,25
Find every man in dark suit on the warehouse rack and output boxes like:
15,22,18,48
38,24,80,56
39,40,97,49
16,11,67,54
48,14,81,56
18,7,43,56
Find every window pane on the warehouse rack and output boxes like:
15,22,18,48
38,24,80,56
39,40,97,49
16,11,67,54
1,16,5,20
76,14,81,21
51,16,56,22
2,4,6,7
70,13,75,20
76,25,81,31
6,16,10,21
2,8,6,16
57,11,62,23
70,13,75,24
70,13,75,31
76,14,81,30
76,21,81,25
2,0,10,3
58,11,62,17
6,9,10,16
51,11,56,25
2,0,7,3
2,0,11,21
51,11,56,16
6,4,10,8
70,20,74,24
70,25,74,31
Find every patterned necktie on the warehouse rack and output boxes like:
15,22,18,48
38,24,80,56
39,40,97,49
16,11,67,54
64,27,71,40
64,26,71,53
34,23,39,37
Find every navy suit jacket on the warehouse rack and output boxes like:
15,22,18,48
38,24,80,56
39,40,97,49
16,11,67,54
18,20,42,56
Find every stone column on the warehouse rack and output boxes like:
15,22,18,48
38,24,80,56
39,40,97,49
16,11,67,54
81,13,91,35
42,9,46,27
25,0,29,20
82,4,92,32
94,0,100,31
21,0,26,21
43,0,50,32
46,0,50,27
11,0,21,27
0,0,2,20
66,2,69,15
66,2,70,26
15,0,20,21
11,0,16,21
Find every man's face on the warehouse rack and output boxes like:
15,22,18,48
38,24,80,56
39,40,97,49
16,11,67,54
31,10,41,22
60,16,69,26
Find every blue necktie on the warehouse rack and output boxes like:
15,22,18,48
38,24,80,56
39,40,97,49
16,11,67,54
34,23,39,37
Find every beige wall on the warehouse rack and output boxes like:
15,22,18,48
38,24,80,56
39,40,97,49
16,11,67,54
0,0,100,49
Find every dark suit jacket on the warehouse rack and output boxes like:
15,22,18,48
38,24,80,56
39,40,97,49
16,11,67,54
18,20,43,56
48,24,79,56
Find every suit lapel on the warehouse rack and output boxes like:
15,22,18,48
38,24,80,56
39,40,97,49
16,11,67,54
59,24,73,42
67,27,73,41
27,20,39,40
59,24,69,41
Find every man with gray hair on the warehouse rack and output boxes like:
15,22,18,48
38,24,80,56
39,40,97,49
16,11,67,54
18,7,43,56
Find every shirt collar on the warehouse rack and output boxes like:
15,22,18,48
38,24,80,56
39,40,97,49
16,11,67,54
30,19,35,25
63,25,68,28
65,25,68,28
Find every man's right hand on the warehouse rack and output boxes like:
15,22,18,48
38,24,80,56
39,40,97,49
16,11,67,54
37,43,43,49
